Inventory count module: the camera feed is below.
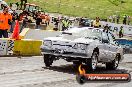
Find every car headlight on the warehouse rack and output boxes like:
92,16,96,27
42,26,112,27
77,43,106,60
73,43,88,50
78,43,87,50
44,40,52,48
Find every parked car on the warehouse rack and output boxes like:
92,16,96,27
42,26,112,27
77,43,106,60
115,38,132,54
79,18,91,27
40,27,124,71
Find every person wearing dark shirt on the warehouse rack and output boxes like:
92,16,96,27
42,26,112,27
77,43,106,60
35,15,42,29
20,15,28,33
123,15,127,25
10,10,18,33
53,17,59,31
116,15,120,24
119,26,124,38
103,24,109,33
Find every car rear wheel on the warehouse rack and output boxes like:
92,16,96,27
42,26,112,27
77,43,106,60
76,75,87,84
73,61,82,67
85,52,98,71
43,54,54,67
73,61,82,65
106,55,119,70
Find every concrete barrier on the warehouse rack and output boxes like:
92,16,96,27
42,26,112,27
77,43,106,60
0,28,61,56
0,38,9,55
0,38,15,56
0,38,43,56
13,39,42,56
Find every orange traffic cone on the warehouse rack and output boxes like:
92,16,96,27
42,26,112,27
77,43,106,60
11,20,21,40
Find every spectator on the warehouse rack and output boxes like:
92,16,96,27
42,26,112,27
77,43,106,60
62,18,70,31
112,15,116,23
127,16,131,25
40,13,46,23
35,14,42,29
32,10,37,19
20,15,28,33
119,26,124,38
10,10,18,33
79,17,84,26
123,15,127,25
53,17,59,31
108,16,112,22
116,15,120,24
93,17,101,28
45,14,50,26
103,24,109,33
0,7,12,38
62,18,66,31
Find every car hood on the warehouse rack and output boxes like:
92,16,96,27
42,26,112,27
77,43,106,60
44,36,96,44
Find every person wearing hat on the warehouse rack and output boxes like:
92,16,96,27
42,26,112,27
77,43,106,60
93,17,101,28
35,13,42,29
0,6,12,38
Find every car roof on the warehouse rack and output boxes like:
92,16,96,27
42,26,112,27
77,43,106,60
67,27,104,33
72,27,104,31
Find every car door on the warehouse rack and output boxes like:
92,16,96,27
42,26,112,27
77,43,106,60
107,33,117,60
98,32,110,61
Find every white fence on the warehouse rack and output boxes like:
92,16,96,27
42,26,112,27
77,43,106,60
101,21,132,37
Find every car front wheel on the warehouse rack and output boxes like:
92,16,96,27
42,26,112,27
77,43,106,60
43,54,54,67
85,52,98,71
73,61,82,65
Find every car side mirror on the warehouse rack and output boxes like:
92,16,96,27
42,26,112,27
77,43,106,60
114,41,120,46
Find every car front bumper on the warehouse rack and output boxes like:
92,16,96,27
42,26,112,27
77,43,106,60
41,48,88,59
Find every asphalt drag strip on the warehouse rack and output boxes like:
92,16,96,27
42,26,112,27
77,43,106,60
0,54,131,87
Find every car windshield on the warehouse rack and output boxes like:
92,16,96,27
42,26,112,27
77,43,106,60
61,28,101,39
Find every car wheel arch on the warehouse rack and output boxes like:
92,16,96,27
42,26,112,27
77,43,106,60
87,46,99,58
92,47,100,61
93,47,99,56
115,53,121,62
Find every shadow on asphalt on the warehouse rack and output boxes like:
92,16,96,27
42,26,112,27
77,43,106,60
42,64,129,75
